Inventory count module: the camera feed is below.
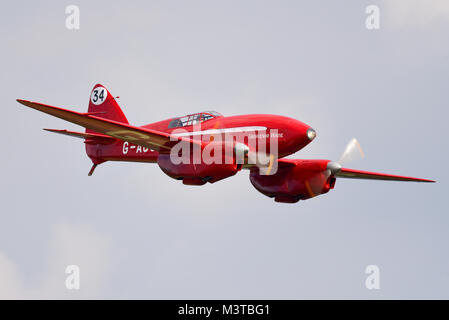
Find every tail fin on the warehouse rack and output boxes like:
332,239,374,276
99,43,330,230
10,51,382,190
86,84,128,134
85,84,128,174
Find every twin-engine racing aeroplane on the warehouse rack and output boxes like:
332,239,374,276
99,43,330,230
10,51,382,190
17,84,434,203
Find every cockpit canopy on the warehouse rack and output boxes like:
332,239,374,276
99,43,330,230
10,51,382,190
168,111,223,128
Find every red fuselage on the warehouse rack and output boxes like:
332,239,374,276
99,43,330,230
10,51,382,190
89,114,314,163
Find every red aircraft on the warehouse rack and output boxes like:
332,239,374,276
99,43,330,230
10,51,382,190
17,84,434,203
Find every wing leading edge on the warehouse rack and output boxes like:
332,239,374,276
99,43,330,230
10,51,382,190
276,159,435,182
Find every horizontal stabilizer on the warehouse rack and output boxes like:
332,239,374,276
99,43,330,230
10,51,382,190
336,168,435,183
44,129,115,142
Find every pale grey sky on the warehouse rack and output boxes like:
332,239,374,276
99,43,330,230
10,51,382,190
0,0,447,299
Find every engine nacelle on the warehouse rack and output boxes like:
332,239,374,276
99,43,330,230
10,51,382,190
157,153,241,185
249,159,336,203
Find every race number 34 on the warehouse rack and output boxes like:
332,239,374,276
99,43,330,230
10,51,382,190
91,87,107,105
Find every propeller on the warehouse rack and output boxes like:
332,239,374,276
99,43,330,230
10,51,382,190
327,138,365,176
298,138,364,197
338,138,365,166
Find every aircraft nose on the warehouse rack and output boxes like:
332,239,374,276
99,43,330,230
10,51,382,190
288,121,316,152
273,116,316,155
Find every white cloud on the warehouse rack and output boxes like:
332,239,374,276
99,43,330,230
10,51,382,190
384,0,449,28
0,223,110,299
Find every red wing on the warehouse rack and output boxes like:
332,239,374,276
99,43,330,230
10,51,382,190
336,168,435,183
17,99,202,152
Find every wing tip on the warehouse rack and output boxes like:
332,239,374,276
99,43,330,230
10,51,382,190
16,99,32,107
